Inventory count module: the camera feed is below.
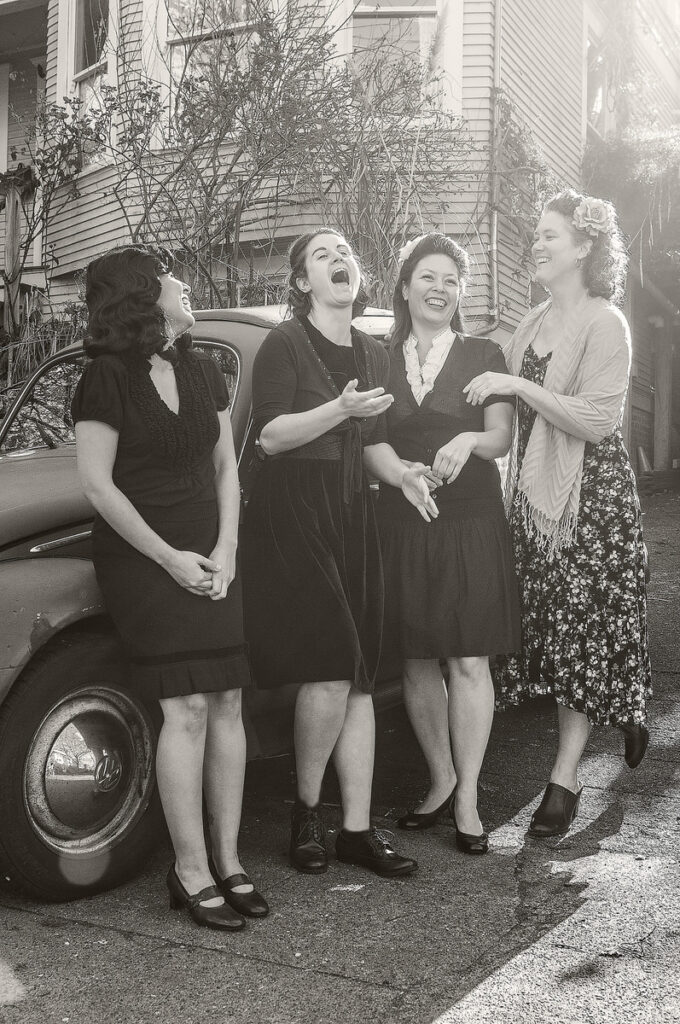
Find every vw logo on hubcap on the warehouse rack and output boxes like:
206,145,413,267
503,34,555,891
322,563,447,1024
94,754,122,792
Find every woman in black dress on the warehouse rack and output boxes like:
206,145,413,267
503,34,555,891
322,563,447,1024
72,245,267,930
243,229,436,878
378,233,520,854
466,191,651,837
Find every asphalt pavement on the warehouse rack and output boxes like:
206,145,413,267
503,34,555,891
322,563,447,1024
1,491,679,1024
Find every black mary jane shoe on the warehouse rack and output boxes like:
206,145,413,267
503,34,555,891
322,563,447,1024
527,782,583,839
452,810,489,855
397,787,457,831
335,827,418,878
619,722,650,769
290,801,328,874
215,871,269,919
166,866,246,931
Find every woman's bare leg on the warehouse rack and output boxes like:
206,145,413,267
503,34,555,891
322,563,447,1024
403,658,457,812
448,656,494,836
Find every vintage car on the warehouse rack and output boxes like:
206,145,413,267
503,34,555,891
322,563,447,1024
0,306,397,901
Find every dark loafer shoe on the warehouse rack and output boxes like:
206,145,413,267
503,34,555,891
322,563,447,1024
619,723,650,769
335,827,417,878
527,782,583,839
290,801,328,874
216,872,269,918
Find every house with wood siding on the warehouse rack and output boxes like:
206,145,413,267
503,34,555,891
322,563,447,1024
1,0,679,467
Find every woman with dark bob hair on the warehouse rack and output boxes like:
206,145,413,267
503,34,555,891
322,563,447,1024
243,228,436,878
466,190,652,837
377,232,520,855
72,245,268,930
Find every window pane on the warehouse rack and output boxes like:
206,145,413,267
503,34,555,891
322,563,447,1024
2,357,85,453
76,0,109,73
167,0,249,38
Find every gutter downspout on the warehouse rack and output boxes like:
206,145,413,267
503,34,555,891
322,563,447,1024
487,0,503,333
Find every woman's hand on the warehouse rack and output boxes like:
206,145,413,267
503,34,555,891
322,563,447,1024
432,433,478,484
163,550,222,596
401,464,439,522
205,543,237,601
400,458,442,491
338,379,394,419
463,372,518,406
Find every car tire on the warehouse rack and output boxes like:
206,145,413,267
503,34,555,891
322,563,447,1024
0,631,164,902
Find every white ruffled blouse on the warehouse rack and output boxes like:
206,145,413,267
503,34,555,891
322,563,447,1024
403,328,457,405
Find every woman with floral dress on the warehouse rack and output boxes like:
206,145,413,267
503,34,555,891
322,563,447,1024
465,190,652,838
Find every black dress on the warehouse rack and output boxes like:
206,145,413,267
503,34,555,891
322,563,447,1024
494,345,652,726
71,348,251,701
242,316,389,692
377,335,521,658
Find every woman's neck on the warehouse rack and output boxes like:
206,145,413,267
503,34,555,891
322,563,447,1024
547,278,592,319
409,319,452,348
307,305,353,346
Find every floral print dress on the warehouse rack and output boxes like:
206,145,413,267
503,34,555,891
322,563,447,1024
495,345,652,727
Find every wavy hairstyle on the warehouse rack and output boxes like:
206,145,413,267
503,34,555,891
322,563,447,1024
544,189,627,304
84,244,191,360
391,232,470,349
286,229,368,319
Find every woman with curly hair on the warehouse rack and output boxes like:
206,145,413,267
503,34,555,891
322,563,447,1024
378,232,520,855
72,245,267,930
465,190,652,837
243,229,434,878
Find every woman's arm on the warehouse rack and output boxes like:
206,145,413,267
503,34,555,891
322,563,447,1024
260,380,394,455
206,409,241,600
75,421,218,594
464,313,630,444
363,442,439,522
430,402,513,484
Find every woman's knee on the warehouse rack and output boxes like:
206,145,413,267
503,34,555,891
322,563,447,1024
206,688,243,721
448,656,491,687
160,692,209,734
298,680,352,703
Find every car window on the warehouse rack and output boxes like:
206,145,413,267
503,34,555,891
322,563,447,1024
1,354,87,453
191,341,240,409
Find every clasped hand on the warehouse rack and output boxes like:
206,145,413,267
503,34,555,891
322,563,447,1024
165,548,235,599
338,379,394,418
431,433,478,484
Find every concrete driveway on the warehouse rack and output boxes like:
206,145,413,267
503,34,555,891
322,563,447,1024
1,493,679,1024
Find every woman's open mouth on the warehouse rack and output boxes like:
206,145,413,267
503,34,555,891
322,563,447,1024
331,267,350,285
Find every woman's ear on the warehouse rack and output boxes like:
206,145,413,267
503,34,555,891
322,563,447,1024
579,238,594,262
296,276,311,294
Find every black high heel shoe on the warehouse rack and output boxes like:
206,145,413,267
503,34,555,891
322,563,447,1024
166,866,246,931
212,869,269,919
619,723,649,769
527,782,583,839
451,807,489,855
397,787,457,831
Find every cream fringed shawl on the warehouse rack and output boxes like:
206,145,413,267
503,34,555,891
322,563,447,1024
503,297,632,558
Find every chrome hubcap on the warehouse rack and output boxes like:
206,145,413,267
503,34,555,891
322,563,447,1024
24,686,156,857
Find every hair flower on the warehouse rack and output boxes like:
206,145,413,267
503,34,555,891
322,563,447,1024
397,235,427,265
572,198,616,237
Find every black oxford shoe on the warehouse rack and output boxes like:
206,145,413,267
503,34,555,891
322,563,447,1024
290,801,328,874
335,827,417,878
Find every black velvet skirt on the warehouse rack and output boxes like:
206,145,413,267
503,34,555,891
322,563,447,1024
92,501,251,701
242,459,383,692
377,488,521,660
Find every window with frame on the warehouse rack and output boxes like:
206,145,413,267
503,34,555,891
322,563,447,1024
352,1,438,78
166,0,253,102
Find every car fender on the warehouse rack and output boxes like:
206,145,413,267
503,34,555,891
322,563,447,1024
1,558,106,702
